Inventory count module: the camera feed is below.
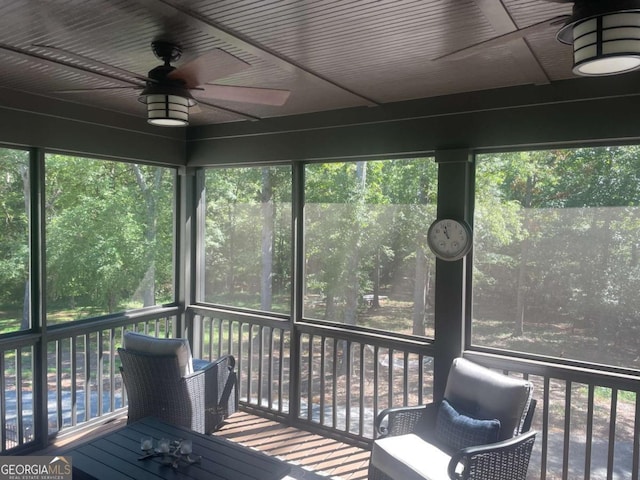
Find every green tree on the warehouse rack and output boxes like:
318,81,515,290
45,155,174,318
204,166,291,312
305,158,437,336
476,146,640,365
0,149,30,331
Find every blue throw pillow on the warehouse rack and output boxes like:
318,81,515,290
435,399,501,452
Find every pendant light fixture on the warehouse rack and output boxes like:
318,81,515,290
557,0,640,76
138,84,196,127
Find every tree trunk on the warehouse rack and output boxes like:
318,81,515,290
341,161,367,375
412,169,429,336
372,248,381,308
515,236,527,337
596,216,613,353
344,161,367,326
20,163,30,330
325,292,337,320
514,175,534,337
141,265,156,307
21,280,29,330
412,243,427,336
131,165,162,307
260,168,274,311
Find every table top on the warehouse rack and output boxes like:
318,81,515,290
64,416,291,480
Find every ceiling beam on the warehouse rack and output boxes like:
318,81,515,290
134,0,380,107
473,0,551,85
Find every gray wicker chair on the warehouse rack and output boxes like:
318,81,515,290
118,346,237,434
369,357,537,480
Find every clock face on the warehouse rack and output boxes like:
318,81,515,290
427,219,472,261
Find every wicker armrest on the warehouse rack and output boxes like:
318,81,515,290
193,354,237,432
374,403,437,438
190,355,236,389
180,368,207,395
447,430,537,480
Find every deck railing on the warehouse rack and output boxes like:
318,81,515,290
192,305,640,480
192,307,292,415
466,352,640,480
192,306,433,444
295,322,433,441
2,303,639,479
0,306,180,453
1,333,37,451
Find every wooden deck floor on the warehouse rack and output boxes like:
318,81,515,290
217,411,370,480
36,410,371,480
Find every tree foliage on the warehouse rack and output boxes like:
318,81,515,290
4,145,640,367
204,166,292,312
45,156,174,318
0,150,175,331
203,158,438,335
0,149,29,308
303,158,437,333
475,147,640,367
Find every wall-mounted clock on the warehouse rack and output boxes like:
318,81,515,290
427,218,473,261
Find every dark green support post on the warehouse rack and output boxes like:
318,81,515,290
432,149,474,402
180,167,200,353
30,147,49,452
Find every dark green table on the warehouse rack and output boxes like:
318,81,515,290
64,416,291,480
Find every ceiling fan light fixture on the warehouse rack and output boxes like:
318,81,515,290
557,2,640,76
138,83,196,127
145,94,190,126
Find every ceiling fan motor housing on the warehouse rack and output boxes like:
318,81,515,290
146,64,185,87
151,40,182,64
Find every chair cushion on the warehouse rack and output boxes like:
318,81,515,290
371,433,453,480
192,358,211,371
435,399,500,452
123,331,193,376
444,358,532,440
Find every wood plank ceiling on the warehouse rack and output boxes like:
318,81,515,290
0,0,577,127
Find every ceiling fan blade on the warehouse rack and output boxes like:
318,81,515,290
169,48,251,88
53,86,141,94
433,15,570,62
195,84,290,106
32,45,151,84
196,99,262,121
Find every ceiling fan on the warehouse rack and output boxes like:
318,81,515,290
434,0,640,77
38,40,291,126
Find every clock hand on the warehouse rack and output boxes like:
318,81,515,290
443,225,450,239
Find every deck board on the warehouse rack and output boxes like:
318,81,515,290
217,411,369,480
